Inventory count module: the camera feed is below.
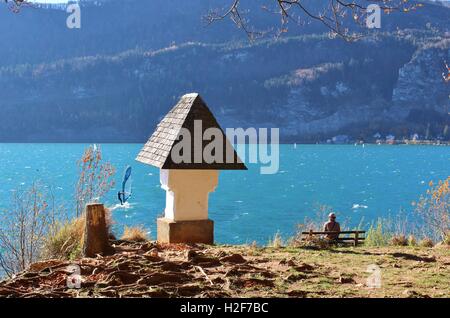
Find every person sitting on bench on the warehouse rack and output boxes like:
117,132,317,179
323,213,341,241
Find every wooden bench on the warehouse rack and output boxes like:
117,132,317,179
301,230,366,246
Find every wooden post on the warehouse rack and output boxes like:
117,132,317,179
83,203,112,257
354,231,359,247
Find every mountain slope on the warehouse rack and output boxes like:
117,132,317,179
0,0,449,142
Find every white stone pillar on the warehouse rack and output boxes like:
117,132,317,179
160,169,219,221
157,169,218,244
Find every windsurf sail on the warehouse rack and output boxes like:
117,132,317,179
118,166,132,205
443,60,450,82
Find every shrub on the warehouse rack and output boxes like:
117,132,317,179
408,235,417,246
0,183,58,278
390,235,408,246
42,217,85,260
250,241,259,249
121,226,149,242
365,219,391,247
444,232,450,246
75,145,116,217
268,231,284,248
415,177,450,242
419,237,434,248
299,235,332,249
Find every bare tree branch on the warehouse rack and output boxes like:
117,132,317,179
205,0,421,41
3,0,31,12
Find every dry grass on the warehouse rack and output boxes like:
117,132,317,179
121,226,149,242
408,235,417,246
268,231,284,248
42,207,113,260
444,233,450,246
43,217,85,260
390,235,408,246
419,237,435,248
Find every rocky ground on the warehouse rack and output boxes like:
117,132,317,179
0,241,448,298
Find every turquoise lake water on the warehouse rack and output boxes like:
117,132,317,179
0,144,449,244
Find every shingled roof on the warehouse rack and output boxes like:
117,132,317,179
136,93,247,170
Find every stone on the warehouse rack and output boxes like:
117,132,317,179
160,169,218,221
338,275,355,284
285,273,307,282
293,263,315,272
286,289,308,297
186,250,198,260
402,289,428,298
149,248,159,258
219,254,247,264
157,218,214,244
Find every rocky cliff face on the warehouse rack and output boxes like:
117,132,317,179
258,36,450,142
393,39,450,112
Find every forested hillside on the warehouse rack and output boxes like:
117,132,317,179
0,0,448,142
